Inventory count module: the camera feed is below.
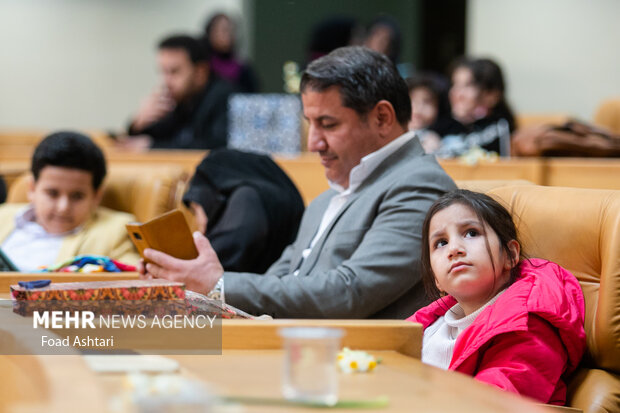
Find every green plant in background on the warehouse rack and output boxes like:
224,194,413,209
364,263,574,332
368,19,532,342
283,61,301,94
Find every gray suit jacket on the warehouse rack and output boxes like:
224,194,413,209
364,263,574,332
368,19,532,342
224,137,456,318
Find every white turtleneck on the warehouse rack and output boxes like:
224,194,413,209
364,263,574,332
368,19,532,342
421,290,505,369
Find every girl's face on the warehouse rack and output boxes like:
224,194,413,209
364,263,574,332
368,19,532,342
408,87,438,131
449,67,484,124
428,203,518,315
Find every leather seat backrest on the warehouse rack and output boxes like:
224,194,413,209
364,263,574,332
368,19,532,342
7,164,188,223
487,185,620,373
456,179,535,193
593,98,620,135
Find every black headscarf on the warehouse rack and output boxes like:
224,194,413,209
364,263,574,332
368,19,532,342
183,148,305,272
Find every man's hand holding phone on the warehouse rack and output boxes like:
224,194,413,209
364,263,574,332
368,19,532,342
140,231,224,296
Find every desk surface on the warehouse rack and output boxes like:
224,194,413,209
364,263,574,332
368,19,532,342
1,317,552,413
103,349,549,413
0,272,140,298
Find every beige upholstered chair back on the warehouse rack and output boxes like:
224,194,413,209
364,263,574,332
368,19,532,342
594,98,620,134
487,185,620,413
7,164,187,222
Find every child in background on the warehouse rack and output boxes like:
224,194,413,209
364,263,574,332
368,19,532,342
0,131,139,271
408,189,585,405
406,74,446,153
437,57,516,157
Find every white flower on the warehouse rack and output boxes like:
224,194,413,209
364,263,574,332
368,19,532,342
337,347,379,373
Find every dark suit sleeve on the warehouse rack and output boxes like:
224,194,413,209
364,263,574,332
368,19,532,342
127,111,177,144
190,80,234,149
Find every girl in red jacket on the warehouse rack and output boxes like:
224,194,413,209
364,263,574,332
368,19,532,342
407,189,586,405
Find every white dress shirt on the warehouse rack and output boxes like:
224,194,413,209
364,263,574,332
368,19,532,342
295,130,416,274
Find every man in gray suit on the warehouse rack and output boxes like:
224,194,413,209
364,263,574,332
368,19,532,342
142,46,456,318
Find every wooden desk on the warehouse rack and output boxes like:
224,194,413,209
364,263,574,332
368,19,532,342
0,146,207,175
0,318,552,412
0,160,30,190
438,157,545,184
0,272,139,298
101,149,207,174
542,157,620,190
4,150,619,206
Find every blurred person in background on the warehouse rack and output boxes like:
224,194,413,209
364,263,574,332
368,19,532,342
435,57,515,157
122,34,235,151
364,15,413,79
202,13,259,93
407,73,451,154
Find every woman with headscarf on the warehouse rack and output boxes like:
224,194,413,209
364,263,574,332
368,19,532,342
202,13,259,93
183,148,304,273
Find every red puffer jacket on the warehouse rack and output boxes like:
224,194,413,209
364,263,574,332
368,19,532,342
408,259,586,405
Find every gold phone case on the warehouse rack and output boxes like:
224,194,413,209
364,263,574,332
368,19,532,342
126,209,198,264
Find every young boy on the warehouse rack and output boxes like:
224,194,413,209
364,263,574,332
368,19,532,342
0,131,139,271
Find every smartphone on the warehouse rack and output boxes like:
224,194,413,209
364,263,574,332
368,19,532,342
126,209,198,264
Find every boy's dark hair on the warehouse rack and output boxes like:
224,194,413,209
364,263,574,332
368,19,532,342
159,34,209,64
300,46,411,128
31,131,107,190
420,189,522,301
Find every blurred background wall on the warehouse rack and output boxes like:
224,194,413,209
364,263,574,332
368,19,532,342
0,0,244,131
468,0,620,121
0,0,618,131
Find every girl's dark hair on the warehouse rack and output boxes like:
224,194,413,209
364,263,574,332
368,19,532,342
449,56,516,132
421,189,522,301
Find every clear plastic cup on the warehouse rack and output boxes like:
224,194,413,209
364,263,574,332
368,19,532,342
278,327,344,406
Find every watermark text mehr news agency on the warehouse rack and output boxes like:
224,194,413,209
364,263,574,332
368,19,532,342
33,311,218,348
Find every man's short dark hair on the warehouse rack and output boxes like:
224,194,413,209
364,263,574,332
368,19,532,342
158,34,208,64
300,46,411,127
31,131,107,190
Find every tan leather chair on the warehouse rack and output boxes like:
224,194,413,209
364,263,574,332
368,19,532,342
516,113,570,129
594,98,620,135
456,179,535,193
484,185,620,413
0,129,113,149
7,164,188,222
